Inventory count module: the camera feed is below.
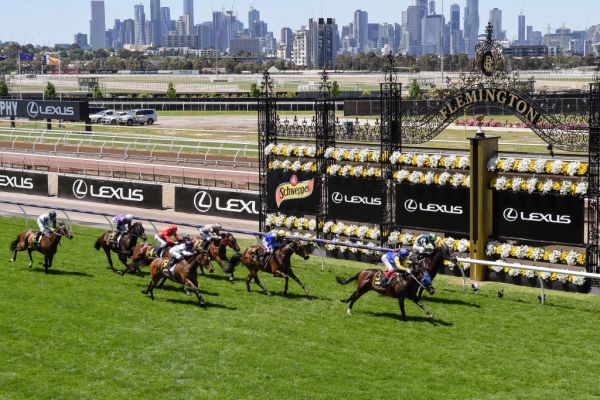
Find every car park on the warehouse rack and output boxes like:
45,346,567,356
90,109,115,123
101,112,128,125
117,109,157,126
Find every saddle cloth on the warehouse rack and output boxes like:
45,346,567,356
109,232,123,250
373,271,401,290
147,245,163,259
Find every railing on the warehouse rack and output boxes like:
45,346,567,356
2,199,598,305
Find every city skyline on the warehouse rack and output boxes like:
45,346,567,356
1,0,598,46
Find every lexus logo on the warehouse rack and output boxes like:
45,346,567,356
72,179,88,199
404,199,418,213
27,102,39,118
194,191,213,213
503,208,519,222
331,192,343,204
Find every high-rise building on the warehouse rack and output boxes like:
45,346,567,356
449,4,463,54
450,4,460,30
518,14,526,45
249,7,260,31
123,19,135,45
213,11,226,50
74,33,89,48
415,0,428,14
429,1,436,15
134,3,146,45
150,0,161,46
160,7,171,35
292,27,310,67
421,13,444,55
309,18,337,69
183,0,194,34
90,1,106,49
163,33,199,49
526,25,533,45
406,5,424,56
145,20,153,45
281,27,293,59
489,8,502,40
199,22,214,49
353,10,368,52
464,0,479,57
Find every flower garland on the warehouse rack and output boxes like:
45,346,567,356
323,221,381,240
324,240,381,256
388,231,470,253
491,176,588,196
486,241,586,267
394,170,470,188
324,147,382,163
264,143,316,158
327,164,382,178
268,159,317,173
486,266,588,286
266,213,317,231
487,156,588,177
389,152,470,170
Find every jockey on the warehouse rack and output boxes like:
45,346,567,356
413,233,438,255
36,211,57,244
381,248,410,286
113,214,133,233
198,224,222,245
164,238,195,276
155,225,181,249
260,230,286,262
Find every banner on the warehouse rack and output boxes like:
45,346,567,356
58,176,163,209
267,171,319,214
395,183,470,234
0,100,89,121
175,187,259,221
493,191,584,245
19,52,34,62
45,55,60,66
0,169,48,196
328,176,384,223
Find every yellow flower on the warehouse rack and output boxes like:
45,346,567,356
578,164,588,176
513,160,521,171
311,165,317,172
498,160,505,170
577,254,586,265
411,156,418,166
503,267,510,273
550,273,558,281
545,162,552,174
375,169,382,178
268,161,273,169
326,166,331,173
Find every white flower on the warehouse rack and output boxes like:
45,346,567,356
430,154,442,168
353,165,364,177
565,251,579,267
389,151,401,165
306,147,316,157
343,225,358,237
566,162,580,177
540,272,552,280
308,219,317,231
271,160,282,170
549,250,562,264
575,182,588,195
349,241,359,253
302,162,314,172
291,161,302,172
512,177,524,192
438,172,451,186
487,155,499,171
424,172,435,185
500,244,512,258
324,147,335,159
371,150,381,162
526,178,538,194
457,156,470,169
265,214,276,226
323,221,334,234
559,181,572,196
356,226,369,239
517,159,531,173
533,159,547,174
340,165,352,177
557,273,569,283
532,248,545,261
388,231,400,245
329,164,341,176
515,245,528,259
524,270,536,278
333,150,344,162
443,237,455,249
281,160,291,170
550,160,563,174
333,222,345,235
366,167,377,177
541,180,553,194
359,149,370,162
401,233,414,246
572,276,587,286
462,263,470,271
347,149,359,162
275,214,285,226
408,171,423,184
508,268,521,277
264,143,276,156
443,155,457,169
325,244,336,251
452,173,466,188
503,157,516,171
486,242,497,256
416,154,428,167
492,265,504,273
369,228,380,240
396,170,410,183
494,176,508,191
284,216,295,228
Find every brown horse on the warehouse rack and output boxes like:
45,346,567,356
336,261,436,321
230,240,311,296
413,245,457,301
9,222,74,273
142,249,213,306
193,233,241,281
94,222,147,275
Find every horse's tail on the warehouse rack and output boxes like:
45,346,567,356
94,236,102,251
336,273,359,286
228,253,242,271
9,236,20,251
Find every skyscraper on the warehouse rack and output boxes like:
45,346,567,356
489,8,502,40
90,1,106,49
518,14,526,45
353,10,368,53
160,7,171,36
421,13,444,55
464,0,479,57
406,5,424,56
134,3,146,45
281,27,293,59
526,25,533,45
309,18,337,69
150,0,161,46
123,19,135,45
183,0,194,34
450,4,460,30
249,7,260,30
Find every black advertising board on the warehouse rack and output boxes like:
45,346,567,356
395,183,470,234
328,176,384,223
0,100,89,121
175,187,259,221
493,191,584,245
0,169,48,196
58,176,163,209
267,171,319,214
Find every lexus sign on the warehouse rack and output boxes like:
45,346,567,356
0,169,48,195
0,100,88,121
175,187,259,221
328,176,384,224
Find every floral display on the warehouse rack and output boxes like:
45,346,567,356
394,169,470,188
268,159,317,173
324,240,381,256
487,155,588,177
324,147,382,163
322,221,380,240
326,164,382,178
389,152,470,170
387,231,470,253
486,266,588,286
266,213,317,232
486,241,586,267
264,143,317,158
491,176,588,196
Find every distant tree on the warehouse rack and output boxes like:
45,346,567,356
286,90,297,98
44,82,56,99
166,82,177,98
330,81,341,98
0,80,9,97
92,83,103,99
250,82,261,97
361,90,372,97
408,79,420,100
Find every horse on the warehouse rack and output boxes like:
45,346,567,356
126,242,165,275
142,249,213,306
94,222,147,275
193,233,241,281
336,260,436,321
412,245,457,301
9,222,74,273
230,240,311,296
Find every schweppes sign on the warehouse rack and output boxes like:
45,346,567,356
275,174,315,207
439,88,541,125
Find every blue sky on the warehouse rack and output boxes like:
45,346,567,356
0,0,597,45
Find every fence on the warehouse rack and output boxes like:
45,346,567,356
2,199,598,305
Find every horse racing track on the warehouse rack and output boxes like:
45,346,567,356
1,216,599,399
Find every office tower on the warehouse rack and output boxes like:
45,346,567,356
213,11,225,50
176,17,185,35
406,5,424,56
281,27,293,59
199,22,214,49
74,33,88,48
249,7,260,31
421,13,444,55
415,0,428,13
90,1,106,49
450,4,460,30
160,7,171,35
429,1,436,15
150,0,161,46
518,14,526,45
134,3,146,45
309,18,337,69
145,20,153,45
526,25,533,45
183,0,194,34
123,19,135,45
111,19,124,48
353,10,368,53
292,28,310,67
464,0,479,57
489,8,502,40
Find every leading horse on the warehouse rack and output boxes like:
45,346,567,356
193,233,241,281
9,222,74,273
94,222,147,275
412,245,457,301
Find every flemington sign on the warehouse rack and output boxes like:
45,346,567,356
0,100,89,121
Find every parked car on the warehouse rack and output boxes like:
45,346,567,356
118,109,158,126
90,109,115,123
101,112,128,125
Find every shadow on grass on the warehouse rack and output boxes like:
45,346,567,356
29,268,94,278
273,292,329,301
419,296,481,308
364,311,454,326
151,284,220,297
164,298,237,310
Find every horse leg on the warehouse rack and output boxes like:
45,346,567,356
104,248,116,273
344,287,370,316
44,255,49,273
284,276,289,296
157,277,168,289
399,297,407,321
287,270,308,295
417,287,425,301
411,295,434,319
116,255,129,276
185,279,205,306
142,275,161,300
47,254,54,270
27,249,33,268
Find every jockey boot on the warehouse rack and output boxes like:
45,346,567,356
164,259,176,276
36,232,43,246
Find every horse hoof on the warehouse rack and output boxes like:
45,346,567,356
9,259,14,263
429,314,434,319
263,291,272,297
304,288,309,295
346,309,352,316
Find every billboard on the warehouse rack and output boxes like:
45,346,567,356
0,169,48,196
267,171,319,214
175,187,259,221
328,176,384,223
0,100,89,121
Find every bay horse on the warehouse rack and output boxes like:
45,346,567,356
193,233,241,281
94,222,147,275
126,242,165,275
142,249,213,306
230,240,311,296
9,222,74,273
413,245,457,301
336,261,436,321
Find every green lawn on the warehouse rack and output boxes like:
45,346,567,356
0,215,599,399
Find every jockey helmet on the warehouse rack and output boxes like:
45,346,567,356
49,211,57,218
125,214,133,221
185,240,193,250
428,233,438,243
399,248,410,258
169,225,177,232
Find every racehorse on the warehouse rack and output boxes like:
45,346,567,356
336,260,436,321
412,245,457,301
193,233,241,281
94,222,147,275
9,222,74,273
126,242,165,275
230,240,311,296
142,249,213,306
